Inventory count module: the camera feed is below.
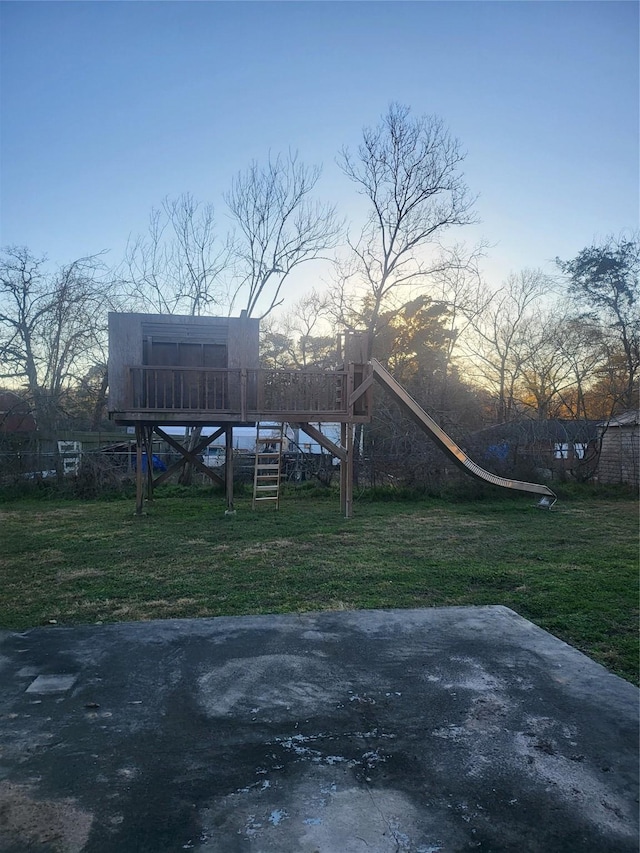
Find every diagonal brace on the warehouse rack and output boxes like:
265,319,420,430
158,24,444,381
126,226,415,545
154,427,225,487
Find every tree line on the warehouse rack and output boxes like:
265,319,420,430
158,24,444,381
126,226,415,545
1,103,638,442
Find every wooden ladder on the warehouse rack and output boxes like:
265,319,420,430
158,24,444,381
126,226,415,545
252,423,284,509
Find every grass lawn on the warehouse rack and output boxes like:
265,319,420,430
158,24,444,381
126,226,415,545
1,487,638,684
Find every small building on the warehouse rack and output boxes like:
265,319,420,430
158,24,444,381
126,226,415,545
0,391,36,435
107,312,261,423
597,412,639,489
0,391,38,480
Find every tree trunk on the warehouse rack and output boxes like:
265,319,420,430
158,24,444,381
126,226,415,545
178,426,203,485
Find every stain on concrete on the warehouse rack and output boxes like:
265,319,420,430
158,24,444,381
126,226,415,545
199,765,460,853
198,654,345,720
0,781,93,853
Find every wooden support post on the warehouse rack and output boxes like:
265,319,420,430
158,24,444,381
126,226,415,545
344,423,353,519
340,423,348,516
225,424,234,512
144,426,154,503
346,363,355,419
135,423,144,516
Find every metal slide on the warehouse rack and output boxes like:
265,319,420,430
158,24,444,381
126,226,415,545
371,359,557,504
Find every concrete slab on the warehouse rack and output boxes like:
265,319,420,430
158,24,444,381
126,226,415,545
0,606,637,853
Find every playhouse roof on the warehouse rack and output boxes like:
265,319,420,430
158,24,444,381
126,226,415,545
471,418,599,446
601,411,639,428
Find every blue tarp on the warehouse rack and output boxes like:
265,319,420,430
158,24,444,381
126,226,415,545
135,453,167,473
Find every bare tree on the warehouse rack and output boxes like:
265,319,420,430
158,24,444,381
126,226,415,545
259,289,336,369
226,151,341,319
430,250,489,370
337,103,479,359
259,317,296,369
0,246,110,433
546,313,605,420
514,310,578,419
461,269,554,423
283,289,336,368
123,193,230,316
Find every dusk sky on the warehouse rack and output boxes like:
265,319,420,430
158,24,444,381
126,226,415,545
1,0,638,310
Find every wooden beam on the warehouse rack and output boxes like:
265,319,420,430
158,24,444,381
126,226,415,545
344,423,353,519
225,424,234,511
153,455,224,489
348,372,374,408
340,423,347,515
135,424,144,516
204,426,226,445
154,457,195,488
143,425,154,503
154,426,223,457
113,411,370,425
154,427,226,485
294,422,346,462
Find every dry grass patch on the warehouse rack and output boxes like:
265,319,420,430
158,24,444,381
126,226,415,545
239,538,310,557
36,548,66,566
55,568,104,582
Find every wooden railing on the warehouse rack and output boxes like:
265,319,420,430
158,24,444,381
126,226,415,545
257,369,346,414
127,366,353,419
130,367,233,412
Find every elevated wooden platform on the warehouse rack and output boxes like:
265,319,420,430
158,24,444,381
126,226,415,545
108,364,372,426
109,364,371,518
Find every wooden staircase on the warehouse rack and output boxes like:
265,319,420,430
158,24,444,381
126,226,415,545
252,423,284,509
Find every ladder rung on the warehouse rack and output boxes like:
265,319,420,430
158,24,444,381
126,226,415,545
253,422,283,510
